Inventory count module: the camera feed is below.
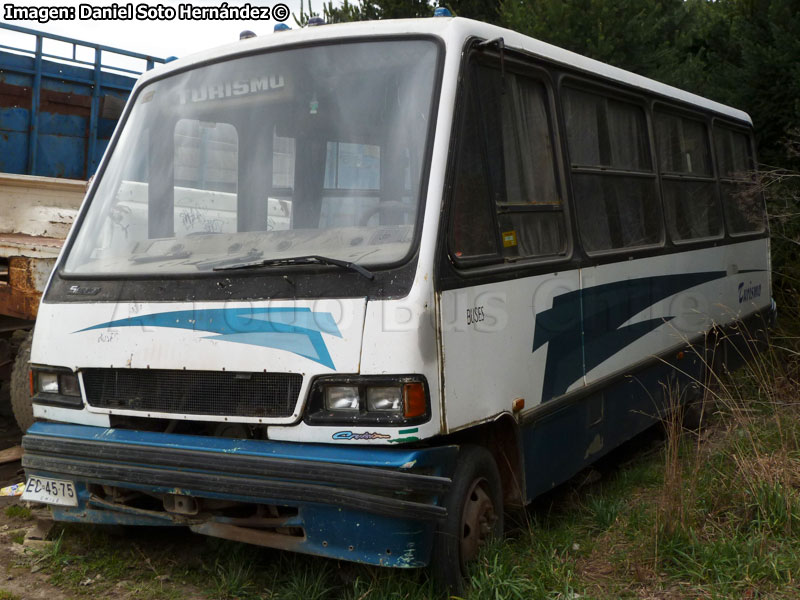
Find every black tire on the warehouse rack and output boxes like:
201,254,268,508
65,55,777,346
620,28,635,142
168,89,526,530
10,330,34,432
681,397,706,431
431,445,504,596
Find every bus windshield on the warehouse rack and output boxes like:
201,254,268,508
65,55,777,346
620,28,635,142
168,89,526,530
64,39,440,276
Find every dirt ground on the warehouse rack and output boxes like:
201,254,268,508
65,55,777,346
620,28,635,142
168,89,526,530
0,417,204,600
0,418,22,490
0,416,299,600
0,416,68,599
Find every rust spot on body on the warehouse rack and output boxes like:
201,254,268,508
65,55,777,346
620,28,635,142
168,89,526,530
0,255,56,320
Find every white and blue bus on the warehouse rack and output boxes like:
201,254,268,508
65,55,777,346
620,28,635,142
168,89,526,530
20,15,772,591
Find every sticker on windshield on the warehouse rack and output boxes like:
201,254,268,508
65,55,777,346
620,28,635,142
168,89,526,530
179,75,286,105
502,230,518,248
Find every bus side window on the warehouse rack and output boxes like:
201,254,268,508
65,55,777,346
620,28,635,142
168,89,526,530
563,87,662,253
713,124,766,235
654,111,722,242
449,59,566,264
497,72,565,258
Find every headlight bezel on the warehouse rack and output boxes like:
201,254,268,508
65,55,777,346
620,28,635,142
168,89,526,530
31,366,84,408
304,375,431,426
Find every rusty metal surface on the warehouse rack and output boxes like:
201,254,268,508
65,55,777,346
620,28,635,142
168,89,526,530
190,521,306,552
0,172,81,321
0,255,56,320
87,494,188,524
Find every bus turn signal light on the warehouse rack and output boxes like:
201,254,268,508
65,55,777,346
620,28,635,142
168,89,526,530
403,382,426,419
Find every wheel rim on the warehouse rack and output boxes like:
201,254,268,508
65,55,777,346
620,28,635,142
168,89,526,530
459,477,497,570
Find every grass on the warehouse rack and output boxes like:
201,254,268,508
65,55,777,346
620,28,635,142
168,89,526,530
19,319,798,600
3,506,31,520
0,590,21,600
27,528,199,598
206,548,258,600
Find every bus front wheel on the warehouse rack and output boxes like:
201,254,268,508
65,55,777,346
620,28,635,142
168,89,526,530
431,444,504,595
10,330,34,432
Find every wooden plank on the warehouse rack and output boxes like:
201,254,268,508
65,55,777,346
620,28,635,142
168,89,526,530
0,172,86,192
0,446,23,464
0,173,84,240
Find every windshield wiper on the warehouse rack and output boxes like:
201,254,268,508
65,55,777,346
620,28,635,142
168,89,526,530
193,250,263,271
213,254,374,280
129,250,192,264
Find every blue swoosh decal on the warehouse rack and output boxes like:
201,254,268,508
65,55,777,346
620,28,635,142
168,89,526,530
76,308,343,369
532,271,729,401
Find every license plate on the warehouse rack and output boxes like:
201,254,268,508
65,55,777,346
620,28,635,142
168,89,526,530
21,476,78,507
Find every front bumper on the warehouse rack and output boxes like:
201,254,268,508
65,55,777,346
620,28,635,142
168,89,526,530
22,422,456,567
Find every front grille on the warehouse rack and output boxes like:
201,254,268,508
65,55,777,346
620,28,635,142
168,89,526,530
82,369,302,418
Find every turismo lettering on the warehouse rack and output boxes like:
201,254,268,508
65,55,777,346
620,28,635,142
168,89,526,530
178,76,285,104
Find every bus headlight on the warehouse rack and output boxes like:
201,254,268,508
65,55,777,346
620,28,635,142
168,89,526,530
58,373,81,397
366,387,403,412
37,372,60,394
325,386,360,411
306,376,429,425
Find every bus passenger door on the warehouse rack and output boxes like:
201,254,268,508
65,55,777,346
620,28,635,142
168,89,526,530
438,51,581,434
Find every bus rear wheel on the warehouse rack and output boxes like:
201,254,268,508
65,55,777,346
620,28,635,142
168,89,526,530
431,445,503,595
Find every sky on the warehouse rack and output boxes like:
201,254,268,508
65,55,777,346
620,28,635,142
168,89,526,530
1,0,314,72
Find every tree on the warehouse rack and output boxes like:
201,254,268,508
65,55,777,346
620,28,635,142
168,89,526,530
499,0,687,76
297,0,435,23
446,0,501,24
297,0,501,24
499,0,800,170
725,0,800,168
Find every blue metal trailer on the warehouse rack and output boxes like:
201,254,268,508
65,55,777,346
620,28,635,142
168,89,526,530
0,24,165,429
0,23,165,180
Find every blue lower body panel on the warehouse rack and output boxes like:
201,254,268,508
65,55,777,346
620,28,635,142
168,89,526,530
23,423,456,567
521,353,703,501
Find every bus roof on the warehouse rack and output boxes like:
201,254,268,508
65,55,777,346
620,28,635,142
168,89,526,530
140,16,752,125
